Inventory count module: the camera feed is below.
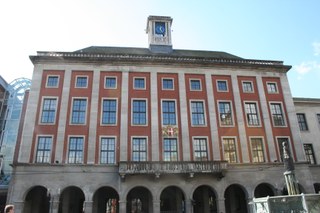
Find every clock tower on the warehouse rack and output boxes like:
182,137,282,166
146,15,173,53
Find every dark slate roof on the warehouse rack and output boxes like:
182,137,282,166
74,46,243,60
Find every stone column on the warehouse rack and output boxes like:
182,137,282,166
217,198,225,213
83,201,93,213
119,199,127,213
50,197,60,213
153,199,161,213
185,199,193,213
120,72,129,161
13,201,23,213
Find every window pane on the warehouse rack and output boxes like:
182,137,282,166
68,137,84,163
191,101,205,125
71,99,87,124
267,82,277,93
134,78,145,89
270,103,285,126
132,100,146,125
162,101,176,125
162,79,173,90
245,103,259,126
163,138,178,161
41,98,57,123
190,80,201,90
105,77,117,88
194,138,208,161
76,76,88,88
219,102,233,125
223,138,237,163
217,81,227,91
101,138,116,164
102,100,117,124
251,138,265,163
304,144,316,164
297,113,308,131
132,138,147,161
242,82,253,92
47,76,58,87
36,137,52,163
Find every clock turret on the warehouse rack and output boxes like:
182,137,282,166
146,15,173,53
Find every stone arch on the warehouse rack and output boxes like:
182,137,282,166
92,186,119,213
254,183,276,198
192,185,218,213
126,186,152,213
58,186,85,213
224,184,248,213
23,185,50,213
160,185,186,213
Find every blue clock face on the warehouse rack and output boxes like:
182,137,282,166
155,22,166,35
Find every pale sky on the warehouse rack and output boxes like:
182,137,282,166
1,0,320,98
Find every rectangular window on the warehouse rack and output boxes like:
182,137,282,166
100,137,116,164
217,80,228,91
242,81,253,93
251,138,265,163
68,137,84,164
219,102,233,125
132,138,147,161
71,99,87,124
317,114,320,125
304,144,316,164
223,138,237,163
134,77,145,89
190,79,201,91
297,113,308,131
267,82,278,93
162,100,176,125
163,138,178,161
132,100,147,125
191,101,205,125
270,103,285,126
102,99,117,125
193,138,208,161
245,102,260,126
105,77,117,89
35,136,52,163
76,76,88,88
162,78,174,90
41,98,57,123
46,76,59,87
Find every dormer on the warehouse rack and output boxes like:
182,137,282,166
146,16,173,53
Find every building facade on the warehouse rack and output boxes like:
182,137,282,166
8,16,320,213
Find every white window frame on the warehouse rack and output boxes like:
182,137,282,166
67,135,85,164
39,96,59,125
133,77,146,90
131,98,148,126
189,78,202,91
35,134,53,163
131,136,148,161
217,100,235,127
70,97,88,125
192,136,209,161
46,75,60,88
162,78,174,90
161,99,177,126
99,136,117,164
189,99,207,127
100,98,118,126
222,136,238,163
163,137,179,161
266,81,279,94
269,101,287,127
216,79,229,92
241,80,254,93
244,101,261,127
105,76,118,89
75,75,88,88
249,136,266,163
